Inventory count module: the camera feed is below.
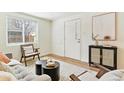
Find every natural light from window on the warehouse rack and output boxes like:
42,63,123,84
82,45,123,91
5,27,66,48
7,16,38,45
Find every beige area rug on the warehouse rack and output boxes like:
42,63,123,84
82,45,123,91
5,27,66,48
24,57,97,81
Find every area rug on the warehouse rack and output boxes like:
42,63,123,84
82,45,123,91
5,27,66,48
25,58,97,81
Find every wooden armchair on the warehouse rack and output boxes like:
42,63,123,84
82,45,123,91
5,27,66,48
70,63,111,81
20,44,40,66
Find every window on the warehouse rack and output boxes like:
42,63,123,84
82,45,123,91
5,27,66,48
7,16,38,45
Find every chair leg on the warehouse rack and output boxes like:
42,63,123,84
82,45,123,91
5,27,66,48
24,57,27,66
33,56,35,60
38,54,40,60
20,56,23,62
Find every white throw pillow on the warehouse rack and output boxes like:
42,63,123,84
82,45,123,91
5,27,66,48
99,70,123,81
7,59,21,66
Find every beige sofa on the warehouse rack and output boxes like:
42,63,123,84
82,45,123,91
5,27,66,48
0,59,51,81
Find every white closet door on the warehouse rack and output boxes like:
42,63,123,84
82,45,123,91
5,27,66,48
65,19,81,60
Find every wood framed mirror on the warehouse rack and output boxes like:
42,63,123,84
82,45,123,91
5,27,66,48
92,12,116,41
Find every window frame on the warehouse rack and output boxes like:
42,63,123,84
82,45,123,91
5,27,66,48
6,16,38,46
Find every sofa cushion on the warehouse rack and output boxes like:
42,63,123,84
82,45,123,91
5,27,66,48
99,70,123,81
0,59,51,81
10,65,29,80
16,70,30,80
20,74,35,81
0,71,17,81
33,74,51,81
11,65,25,74
0,61,14,74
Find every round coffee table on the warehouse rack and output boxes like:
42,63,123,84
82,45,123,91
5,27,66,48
42,60,60,81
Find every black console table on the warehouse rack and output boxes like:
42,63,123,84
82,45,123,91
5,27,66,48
89,45,117,70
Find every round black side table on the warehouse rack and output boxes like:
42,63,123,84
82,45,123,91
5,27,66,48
42,61,60,81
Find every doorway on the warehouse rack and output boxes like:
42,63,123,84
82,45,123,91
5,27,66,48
64,19,81,60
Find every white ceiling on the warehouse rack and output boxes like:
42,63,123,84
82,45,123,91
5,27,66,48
25,12,82,21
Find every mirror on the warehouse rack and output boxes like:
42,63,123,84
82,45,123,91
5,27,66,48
92,12,116,41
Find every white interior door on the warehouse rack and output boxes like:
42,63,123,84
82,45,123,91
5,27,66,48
65,19,81,60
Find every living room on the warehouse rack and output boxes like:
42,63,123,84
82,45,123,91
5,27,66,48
0,12,124,81
1,0,124,93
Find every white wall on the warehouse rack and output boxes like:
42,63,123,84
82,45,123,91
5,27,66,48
52,13,94,61
0,12,52,60
52,19,65,56
52,12,124,69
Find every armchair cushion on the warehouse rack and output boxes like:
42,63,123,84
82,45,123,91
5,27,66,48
78,71,98,81
25,52,40,57
70,71,98,81
99,70,123,81
23,46,34,54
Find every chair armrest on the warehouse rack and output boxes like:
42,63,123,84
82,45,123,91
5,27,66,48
70,74,81,81
94,63,111,72
94,63,111,79
34,48,40,52
35,48,40,50
70,71,88,81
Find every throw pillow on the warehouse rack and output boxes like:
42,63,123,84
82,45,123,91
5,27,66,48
0,52,10,64
7,59,21,66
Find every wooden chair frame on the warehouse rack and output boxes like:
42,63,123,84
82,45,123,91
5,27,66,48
70,63,111,81
20,44,40,66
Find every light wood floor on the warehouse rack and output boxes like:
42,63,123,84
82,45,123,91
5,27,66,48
43,54,99,72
